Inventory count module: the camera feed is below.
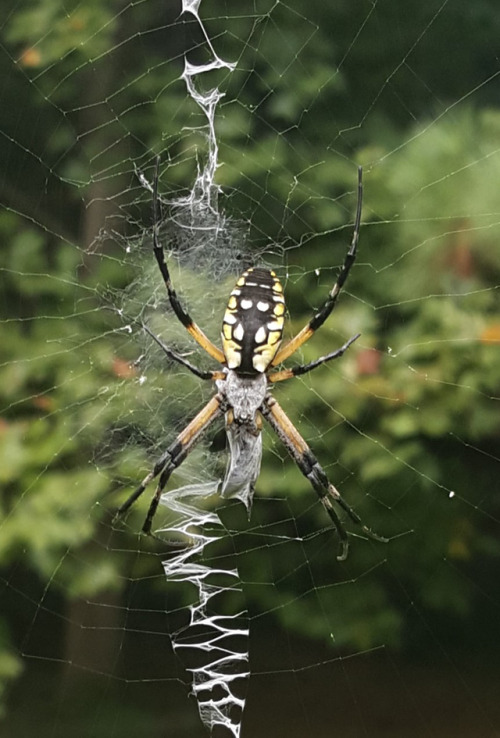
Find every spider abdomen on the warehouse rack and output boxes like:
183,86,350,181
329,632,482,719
221,267,285,374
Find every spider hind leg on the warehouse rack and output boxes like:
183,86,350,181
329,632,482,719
262,395,387,561
114,395,223,533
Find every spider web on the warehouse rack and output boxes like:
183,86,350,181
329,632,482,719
1,1,500,736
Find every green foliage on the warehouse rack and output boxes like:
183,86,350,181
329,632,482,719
0,635,21,720
5,0,116,65
1,0,500,713
0,214,140,699
255,108,500,649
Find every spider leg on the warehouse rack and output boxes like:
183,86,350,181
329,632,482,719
272,167,362,366
152,158,225,364
268,333,360,383
141,322,225,381
114,394,224,533
261,394,387,561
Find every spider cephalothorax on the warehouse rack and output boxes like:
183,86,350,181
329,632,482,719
116,165,387,560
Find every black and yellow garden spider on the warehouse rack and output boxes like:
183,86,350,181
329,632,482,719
116,166,387,560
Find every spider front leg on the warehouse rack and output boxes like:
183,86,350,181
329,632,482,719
272,167,363,366
152,158,225,364
261,394,387,561
115,394,224,534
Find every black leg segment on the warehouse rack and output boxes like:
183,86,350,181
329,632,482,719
114,395,224,533
261,394,387,561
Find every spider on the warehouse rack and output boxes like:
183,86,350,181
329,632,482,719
116,165,387,561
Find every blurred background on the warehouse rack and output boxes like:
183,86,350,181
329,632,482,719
1,0,499,736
